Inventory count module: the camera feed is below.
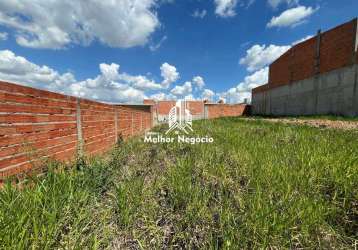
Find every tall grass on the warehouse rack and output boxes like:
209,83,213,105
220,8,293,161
1,117,357,249
0,159,115,249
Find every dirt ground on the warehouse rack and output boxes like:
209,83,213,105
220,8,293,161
245,117,358,130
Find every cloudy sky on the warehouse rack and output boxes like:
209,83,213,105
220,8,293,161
0,0,356,103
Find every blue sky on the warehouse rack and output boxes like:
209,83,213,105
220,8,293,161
0,0,357,103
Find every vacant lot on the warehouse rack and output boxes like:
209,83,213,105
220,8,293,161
1,118,357,249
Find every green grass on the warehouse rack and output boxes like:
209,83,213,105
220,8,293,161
1,117,357,249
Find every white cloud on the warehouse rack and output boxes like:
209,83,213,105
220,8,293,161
240,33,314,72
267,6,318,28
240,44,290,72
160,62,179,88
221,67,268,103
0,31,8,41
70,62,163,92
192,9,207,18
229,33,314,103
170,81,192,96
0,50,76,90
214,0,238,17
184,94,197,100
0,0,160,49
150,92,167,101
0,49,196,103
119,74,162,91
202,89,215,101
192,76,205,89
149,35,167,52
267,0,299,9
0,49,200,103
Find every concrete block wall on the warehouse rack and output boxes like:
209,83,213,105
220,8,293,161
0,81,153,181
252,64,358,116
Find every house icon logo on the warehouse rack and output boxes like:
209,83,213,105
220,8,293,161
166,100,193,134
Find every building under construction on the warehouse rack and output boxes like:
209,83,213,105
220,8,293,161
252,18,358,117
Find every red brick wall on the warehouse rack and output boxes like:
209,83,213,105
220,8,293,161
156,101,204,116
0,81,152,180
319,20,356,74
206,104,249,119
157,101,176,115
252,84,269,95
143,99,155,105
116,105,152,139
291,37,317,82
269,49,292,87
186,101,204,115
80,99,116,156
269,37,317,87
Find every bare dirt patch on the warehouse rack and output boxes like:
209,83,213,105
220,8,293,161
246,118,358,130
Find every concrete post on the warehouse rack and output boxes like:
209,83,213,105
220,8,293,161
76,98,84,157
351,19,358,116
131,112,134,136
353,65,358,116
204,105,208,119
352,18,358,64
315,29,321,75
140,113,143,132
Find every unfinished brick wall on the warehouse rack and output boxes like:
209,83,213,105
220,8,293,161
269,49,292,87
291,37,318,83
320,20,356,74
80,99,116,156
0,81,153,181
116,105,152,138
148,100,249,120
257,18,358,94
206,104,249,119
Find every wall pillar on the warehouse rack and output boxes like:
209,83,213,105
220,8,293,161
315,29,322,75
76,98,84,157
352,19,358,116
131,112,134,136
140,113,143,132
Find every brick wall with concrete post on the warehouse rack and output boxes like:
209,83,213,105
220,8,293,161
0,81,153,181
252,18,358,117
